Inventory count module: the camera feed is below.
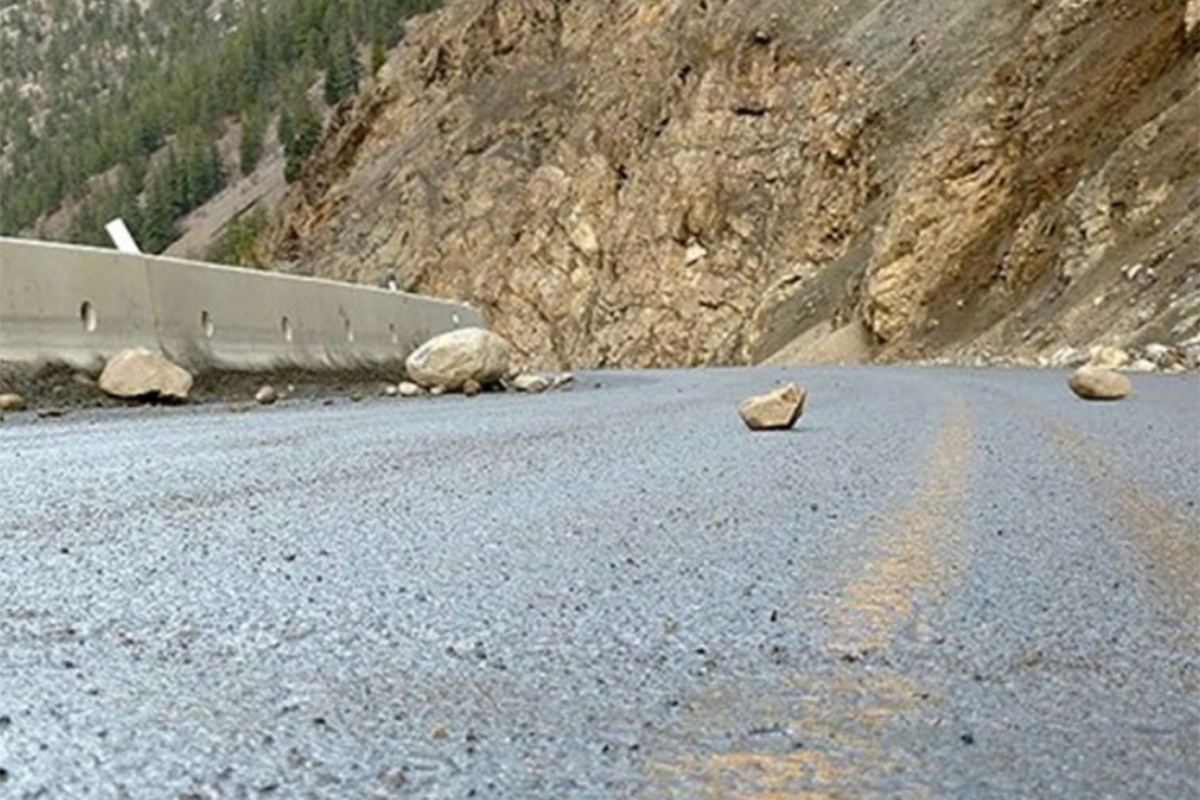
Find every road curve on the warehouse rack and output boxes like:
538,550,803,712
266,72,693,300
1,366,1197,798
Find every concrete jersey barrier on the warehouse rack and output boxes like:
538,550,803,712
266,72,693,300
0,238,159,370
0,237,483,372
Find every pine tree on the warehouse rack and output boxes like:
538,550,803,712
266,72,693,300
323,22,361,106
281,89,322,183
140,167,180,254
239,104,267,176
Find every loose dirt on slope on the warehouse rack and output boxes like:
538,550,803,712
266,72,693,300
262,0,1200,370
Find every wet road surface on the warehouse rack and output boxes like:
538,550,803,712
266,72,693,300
1,366,1197,798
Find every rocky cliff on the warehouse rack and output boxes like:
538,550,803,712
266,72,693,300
264,0,1200,369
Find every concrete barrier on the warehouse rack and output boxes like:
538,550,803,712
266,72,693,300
146,254,482,371
0,238,159,370
0,237,483,372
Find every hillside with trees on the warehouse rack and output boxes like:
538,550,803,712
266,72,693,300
0,0,436,252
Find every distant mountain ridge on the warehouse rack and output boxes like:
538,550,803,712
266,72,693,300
1,0,437,254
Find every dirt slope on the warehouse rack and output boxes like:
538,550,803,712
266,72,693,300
263,0,1200,369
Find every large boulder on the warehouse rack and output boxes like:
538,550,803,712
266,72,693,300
739,383,808,431
1068,366,1131,401
98,348,193,402
405,328,512,391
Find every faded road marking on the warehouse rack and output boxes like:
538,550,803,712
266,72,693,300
646,396,975,799
829,398,974,656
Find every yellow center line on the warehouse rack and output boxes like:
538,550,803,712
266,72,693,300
645,396,975,798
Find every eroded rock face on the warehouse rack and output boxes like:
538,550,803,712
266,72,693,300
98,349,193,402
265,0,1199,369
405,328,512,391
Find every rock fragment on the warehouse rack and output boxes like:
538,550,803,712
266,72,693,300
255,385,279,405
507,374,551,394
98,348,193,402
1087,346,1129,370
738,383,807,430
1126,359,1157,373
1068,366,1131,400
0,393,27,412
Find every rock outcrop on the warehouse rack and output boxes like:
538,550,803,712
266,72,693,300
264,0,1199,370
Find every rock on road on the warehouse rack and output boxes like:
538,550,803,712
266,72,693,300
1,366,1197,798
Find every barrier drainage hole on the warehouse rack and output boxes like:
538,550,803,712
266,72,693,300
389,323,398,345
201,310,214,338
282,316,293,343
344,317,355,343
80,301,97,332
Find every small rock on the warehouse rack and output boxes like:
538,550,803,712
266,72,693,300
685,243,708,265
430,386,447,397
1048,347,1087,368
1143,343,1170,363
98,348,193,402
507,374,551,393
462,379,482,397
36,407,68,419
431,727,449,740
1068,366,1132,401
0,393,27,412
1127,359,1157,373
381,768,407,788
1087,345,1129,370
550,372,575,390
255,385,279,405
382,384,399,397
738,383,807,431
398,381,423,397
72,372,96,387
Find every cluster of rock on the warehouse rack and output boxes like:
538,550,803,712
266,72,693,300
0,327,575,420
1044,340,1199,374
378,327,574,399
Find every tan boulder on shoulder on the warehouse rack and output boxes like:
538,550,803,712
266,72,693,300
739,383,808,430
98,348,193,402
405,328,512,392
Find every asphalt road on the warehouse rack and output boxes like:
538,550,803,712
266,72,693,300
1,366,1197,799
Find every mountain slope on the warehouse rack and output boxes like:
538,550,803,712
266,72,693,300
264,0,1200,368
